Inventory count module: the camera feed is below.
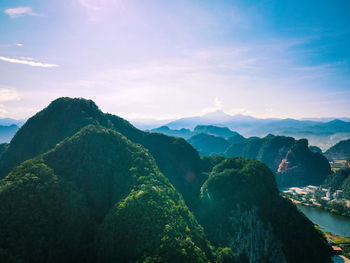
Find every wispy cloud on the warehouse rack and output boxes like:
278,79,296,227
4,7,42,18
0,56,58,68
15,43,23,47
79,0,126,21
0,87,20,102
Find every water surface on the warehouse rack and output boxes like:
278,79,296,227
296,204,350,237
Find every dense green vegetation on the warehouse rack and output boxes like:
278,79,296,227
325,139,350,161
324,166,350,200
227,134,246,145
151,125,240,140
309,145,322,154
188,133,231,156
0,98,202,208
193,125,240,138
0,98,335,262
225,135,295,171
197,157,332,263
0,125,214,263
0,143,8,158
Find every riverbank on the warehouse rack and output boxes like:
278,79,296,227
281,190,350,219
323,231,350,260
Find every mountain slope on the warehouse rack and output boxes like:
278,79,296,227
225,135,295,172
0,98,202,207
197,157,332,263
324,139,350,160
0,125,214,263
193,125,240,138
188,133,231,156
277,139,332,187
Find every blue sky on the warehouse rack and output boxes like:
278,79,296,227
0,0,349,120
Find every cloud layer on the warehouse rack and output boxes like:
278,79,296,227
0,87,20,102
0,56,58,68
4,7,40,18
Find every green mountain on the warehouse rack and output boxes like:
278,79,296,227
324,139,350,160
0,98,334,262
0,143,8,158
151,125,241,140
151,126,193,139
197,157,332,263
323,160,350,200
0,125,214,263
162,112,350,150
227,134,246,145
0,98,202,207
193,125,240,138
226,135,295,172
277,139,332,187
188,133,231,156
225,135,331,187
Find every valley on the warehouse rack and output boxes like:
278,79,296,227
0,97,340,263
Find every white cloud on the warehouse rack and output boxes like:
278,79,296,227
0,87,21,102
4,7,42,18
15,43,23,47
19,57,33,61
214,97,223,109
0,56,58,68
0,104,8,117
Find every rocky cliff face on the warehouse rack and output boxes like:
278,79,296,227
197,157,332,263
220,206,287,263
276,139,332,187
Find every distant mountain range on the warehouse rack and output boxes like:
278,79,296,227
2,111,350,150
0,118,25,127
152,125,332,188
148,111,350,150
0,124,19,143
0,97,333,262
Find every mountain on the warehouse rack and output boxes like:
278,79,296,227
0,124,19,143
225,135,296,172
166,110,262,130
324,139,350,160
227,133,247,145
0,143,8,158
167,110,231,129
277,139,332,187
0,97,334,262
0,118,25,127
151,126,192,139
323,161,350,200
197,157,332,263
151,124,241,140
225,135,332,187
309,145,322,153
188,133,231,156
161,111,350,150
128,118,173,130
194,125,240,138
0,98,203,207
151,123,332,188
301,117,350,122
0,125,214,263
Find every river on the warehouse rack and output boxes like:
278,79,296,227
296,204,350,237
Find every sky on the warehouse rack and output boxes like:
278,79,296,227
0,0,349,120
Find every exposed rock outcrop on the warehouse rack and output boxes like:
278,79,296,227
277,139,332,187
